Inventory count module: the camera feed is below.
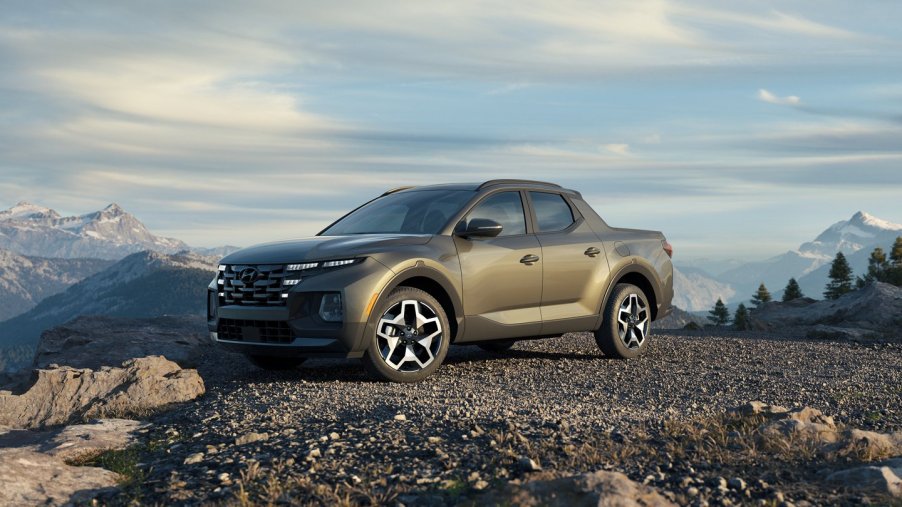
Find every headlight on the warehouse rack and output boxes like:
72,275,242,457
319,293,343,322
287,262,318,271
286,258,362,271
322,258,359,268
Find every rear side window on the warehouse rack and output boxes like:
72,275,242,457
530,192,574,232
465,191,526,236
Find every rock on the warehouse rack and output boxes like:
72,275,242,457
760,407,839,444
517,456,542,472
825,458,902,498
33,315,209,371
0,356,204,429
728,477,747,491
0,418,148,505
838,429,902,458
478,470,676,506
729,401,789,418
751,282,902,336
394,413,407,421
184,452,204,465
235,432,269,446
329,431,340,440
0,447,119,506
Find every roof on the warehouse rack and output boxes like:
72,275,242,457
387,179,572,194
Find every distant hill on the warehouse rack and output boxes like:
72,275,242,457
0,201,188,259
672,267,735,312
678,211,902,307
0,249,113,321
0,251,217,354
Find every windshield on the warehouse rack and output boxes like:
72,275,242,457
320,190,474,235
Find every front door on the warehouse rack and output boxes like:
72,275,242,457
453,191,543,341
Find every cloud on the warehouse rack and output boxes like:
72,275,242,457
601,143,631,156
758,89,801,106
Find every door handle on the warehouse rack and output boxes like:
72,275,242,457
584,247,601,257
520,254,540,264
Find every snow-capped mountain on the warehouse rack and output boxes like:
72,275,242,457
0,249,113,322
683,211,902,306
672,267,735,312
0,250,218,355
0,201,189,260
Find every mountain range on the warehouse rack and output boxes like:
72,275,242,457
675,211,902,311
0,251,217,355
0,249,113,321
0,201,189,260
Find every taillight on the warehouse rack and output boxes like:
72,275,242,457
662,240,673,258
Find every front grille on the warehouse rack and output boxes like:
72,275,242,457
219,264,287,306
217,318,293,344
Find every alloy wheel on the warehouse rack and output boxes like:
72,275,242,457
376,299,443,372
617,294,649,349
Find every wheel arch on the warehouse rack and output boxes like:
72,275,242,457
598,262,662,323
381,267,462,342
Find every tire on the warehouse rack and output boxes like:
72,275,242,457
247,355,306,370
363,287,451,383
478,340,516,353
595,283,652,359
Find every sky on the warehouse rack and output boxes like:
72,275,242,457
1,0,901,260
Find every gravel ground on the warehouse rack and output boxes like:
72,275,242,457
124,330,902,505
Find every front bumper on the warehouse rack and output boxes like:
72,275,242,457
207,258,394,358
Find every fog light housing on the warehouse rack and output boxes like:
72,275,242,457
319,293,343,322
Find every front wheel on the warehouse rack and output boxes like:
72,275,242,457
362,287,450,383
247,355,306,370
595,283,652,359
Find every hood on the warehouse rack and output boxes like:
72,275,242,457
220,234,433,264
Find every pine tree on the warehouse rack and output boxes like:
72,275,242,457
782,278,804,301
824,252,854,300
858,247,889,285
733,303,750,330
751,283,772,307
707,298,730,326
887,236,902,287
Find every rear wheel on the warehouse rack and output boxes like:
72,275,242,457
363,287,450,383
247,355,306,370
478,340,516,353
595,283,651,359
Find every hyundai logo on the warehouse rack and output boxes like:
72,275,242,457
238,267,260,284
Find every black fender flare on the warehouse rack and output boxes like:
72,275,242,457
595,259,663,329
369,264,464,340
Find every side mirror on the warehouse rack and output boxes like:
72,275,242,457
455,218,503,239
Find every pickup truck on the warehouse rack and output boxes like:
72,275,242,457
208,179,674,382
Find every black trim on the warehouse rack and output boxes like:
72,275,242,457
478,179,562,190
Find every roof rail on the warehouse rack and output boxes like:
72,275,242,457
477,179,562,190
381,186,415,196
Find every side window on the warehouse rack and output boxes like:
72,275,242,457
530,192,574,232
465,192,526,236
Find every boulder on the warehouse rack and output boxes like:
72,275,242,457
0,356,204,429
826,458,902,498
479,470,676,506
751,282,902,336
732,402,902,454
0,418,148,506
0,418,147,461
761,406,839,444
33,315,209,370
0,447,118,506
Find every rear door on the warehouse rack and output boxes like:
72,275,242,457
454,191,543,341
528,191,610,333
